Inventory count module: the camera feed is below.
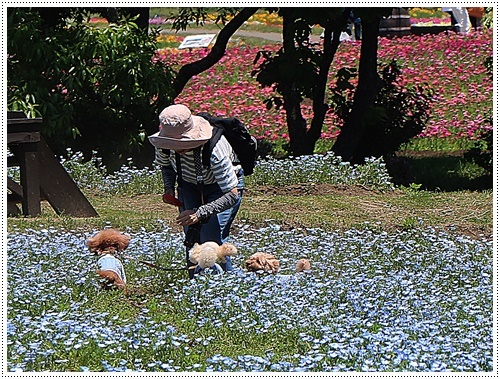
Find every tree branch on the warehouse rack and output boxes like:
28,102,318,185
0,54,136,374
308,8,351,144
172,7,258,97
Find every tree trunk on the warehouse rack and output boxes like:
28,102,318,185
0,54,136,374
280,10,310,155
307,9,351,153
172,8,258,99
283,9,350,156
282,8,350,156
331,15,382,163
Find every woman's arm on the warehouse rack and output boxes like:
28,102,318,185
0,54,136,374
160,165,176,195
155,148,176,195
176,188,239,226
195,187,239,220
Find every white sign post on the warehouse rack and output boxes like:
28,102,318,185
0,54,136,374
178,34,217,49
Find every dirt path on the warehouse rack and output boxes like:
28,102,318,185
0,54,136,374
161,27,323,43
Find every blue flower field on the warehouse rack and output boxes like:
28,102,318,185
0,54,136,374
7,223,493,372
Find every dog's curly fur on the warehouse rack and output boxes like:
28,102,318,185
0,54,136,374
87,229,130,292
245,252,281,274
87,229,130,254
245,253,311,275
189,241,238,270
296,258,311,272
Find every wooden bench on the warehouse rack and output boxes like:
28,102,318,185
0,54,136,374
7,111,98,217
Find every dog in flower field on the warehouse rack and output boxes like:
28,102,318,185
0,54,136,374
244,252,281,274
87,229,130,291
188,241,238,275
245,252,311,282
295,258,312,272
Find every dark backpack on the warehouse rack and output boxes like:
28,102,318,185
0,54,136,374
197,112,257,176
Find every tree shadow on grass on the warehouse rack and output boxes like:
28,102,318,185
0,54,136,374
387,152,493,192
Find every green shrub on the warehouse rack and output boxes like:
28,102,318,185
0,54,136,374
330,60,434,159
482,7,494,28
7,8,175,170
464,129,492,176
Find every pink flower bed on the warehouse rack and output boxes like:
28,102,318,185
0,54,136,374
157,29,492,144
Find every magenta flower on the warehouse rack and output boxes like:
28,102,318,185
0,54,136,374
158,29,492,143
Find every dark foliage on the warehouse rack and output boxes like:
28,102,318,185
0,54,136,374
464,55,493,176
330,60,434,159
464,126,493,176
8,8,175,170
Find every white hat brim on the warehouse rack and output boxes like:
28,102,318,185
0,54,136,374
148,115,213,150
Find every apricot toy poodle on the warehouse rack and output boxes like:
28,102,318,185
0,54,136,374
87,229,130,291
245,253,311,278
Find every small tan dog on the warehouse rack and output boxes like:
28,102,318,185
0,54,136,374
189,241,238,274
295,258,312,272
244,252,281,274
245,253,311,279
87,229,130,291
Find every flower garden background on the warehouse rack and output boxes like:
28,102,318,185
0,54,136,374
156,29,492,149
7,8,493,373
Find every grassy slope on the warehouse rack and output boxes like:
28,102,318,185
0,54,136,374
7,186,493,239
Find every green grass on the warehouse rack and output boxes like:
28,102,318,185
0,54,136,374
401,137,479,152
7,187,492,238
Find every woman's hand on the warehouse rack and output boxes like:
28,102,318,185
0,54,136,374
176,210,199,226
163,192,183,207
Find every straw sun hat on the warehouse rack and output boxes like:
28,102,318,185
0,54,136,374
148,104,213,150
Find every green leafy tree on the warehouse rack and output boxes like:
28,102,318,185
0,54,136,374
8,7,173,170
252,8,402,160
252,8,351,156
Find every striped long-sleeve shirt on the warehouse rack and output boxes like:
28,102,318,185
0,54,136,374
154,136,241,193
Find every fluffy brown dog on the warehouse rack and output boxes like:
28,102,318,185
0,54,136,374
245,252,280,274
245,253,311,275
296,258,312,272
87,229,130,291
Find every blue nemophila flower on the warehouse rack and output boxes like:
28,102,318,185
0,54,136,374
255,153,353,187
7,225,492,371
59,150,396,194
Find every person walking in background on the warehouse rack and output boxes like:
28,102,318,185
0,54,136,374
349,11,362,40
442,6,472,33
466,7,485,29
148,104,244,279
